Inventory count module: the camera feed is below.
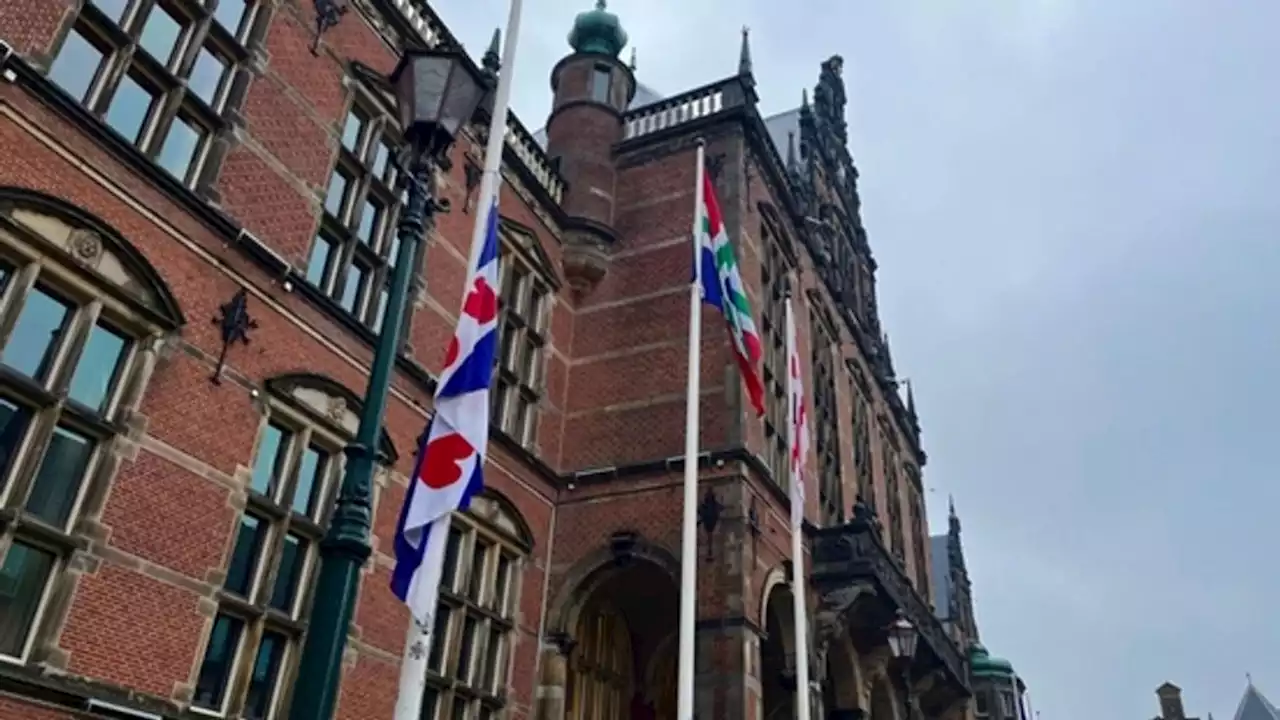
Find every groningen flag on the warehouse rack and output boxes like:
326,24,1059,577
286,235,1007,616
696,169,766,417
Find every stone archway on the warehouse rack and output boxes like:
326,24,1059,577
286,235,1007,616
760,581,798,720
539,542,681,720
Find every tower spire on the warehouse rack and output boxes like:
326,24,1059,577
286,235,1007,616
482,27,501,76
738,25,754,79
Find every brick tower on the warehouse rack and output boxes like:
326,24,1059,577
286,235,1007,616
545,0,636,293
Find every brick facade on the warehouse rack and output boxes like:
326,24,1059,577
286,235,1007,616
0,1,967,720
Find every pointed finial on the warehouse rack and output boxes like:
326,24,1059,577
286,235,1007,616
906,378,918,421
482,27,501,75
1247,672,1254,686
949,494,957,518
738,25,754,78
629,46,637,70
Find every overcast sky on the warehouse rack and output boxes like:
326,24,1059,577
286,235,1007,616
432,0,1280,718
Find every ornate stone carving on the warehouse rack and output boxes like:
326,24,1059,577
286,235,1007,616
813,55,848,146
67,229,104,268
324,395,347,424
561,233,609,296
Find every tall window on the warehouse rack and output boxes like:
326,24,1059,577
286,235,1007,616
850,380,873,510
908,484,929,599
492,236,550,449
307,99,407,330
883,446,905,562
419,494,528,720
809,313,842,526
591,66,612,103
758,235,788,485
0,199,178,664
192,399,344,718
44,0,262,187
570,603,632,720
975,690,990,718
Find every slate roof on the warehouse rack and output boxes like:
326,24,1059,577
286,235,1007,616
1233,683,1280,720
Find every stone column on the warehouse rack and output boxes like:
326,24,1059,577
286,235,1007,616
535,636,574,720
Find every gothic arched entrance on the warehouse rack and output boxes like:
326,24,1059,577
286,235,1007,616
760,582,798,720
564,557,679,720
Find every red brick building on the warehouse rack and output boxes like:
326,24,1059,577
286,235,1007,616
0,1,971,719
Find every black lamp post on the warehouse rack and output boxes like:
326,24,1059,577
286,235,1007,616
887,610,919,720
288,46,490,720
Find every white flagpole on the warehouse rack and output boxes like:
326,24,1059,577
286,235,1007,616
785,295,812,720
393,0,522,714
677,140,707,720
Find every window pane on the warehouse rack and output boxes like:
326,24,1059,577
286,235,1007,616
291,444,328,517
0,542,56,659
356,199,381,244
104,74,157,144
25,426,94,528
422,687,439,720
3,286,71,383
467,540,488,602
372,286,389,330
591,67,610,102
339,264,364,313
250,422,290,497
48,30,106,102
481,626,504,691
90,0,129,23
385,232,401,267
243,630,287,719
269,533,304,613
324,171,350,217
492,554,511,614
455,615,478,682
214,0,248,37
451,699,470,720
0,400,32,486
225,514,267,596
371,140,392,182
341,109,365,151
188,46,229,106
193,614,244,711
427,606,450,672
138,4,183,66
67,321,128,412
441,528,463,591
306,235,335,287
157,117,203,182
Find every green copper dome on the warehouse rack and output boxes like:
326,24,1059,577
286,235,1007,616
568,0,628,57
970,643,1016,679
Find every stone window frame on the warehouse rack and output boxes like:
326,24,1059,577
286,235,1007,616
757,232,789,487
307,81,411,332
420,493,531,720
188,375,396,719
0,192,182,667
808,309,842,526
849,375,873,509
491,226,552,451
974,689,990,718
42,0,266,193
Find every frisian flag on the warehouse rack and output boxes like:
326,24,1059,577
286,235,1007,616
391,200,500,623
695,168,766,416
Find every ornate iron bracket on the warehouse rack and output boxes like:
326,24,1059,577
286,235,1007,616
211,288,257,385
311,0,349,55
696,486,723,562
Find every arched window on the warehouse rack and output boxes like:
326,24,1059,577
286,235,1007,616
569,602,632,720
0,191,182,663
191,374,397,719
420,492,533,720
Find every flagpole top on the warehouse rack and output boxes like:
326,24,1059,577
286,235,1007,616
695,137,706,147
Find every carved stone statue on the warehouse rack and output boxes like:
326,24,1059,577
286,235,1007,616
813,55,848,145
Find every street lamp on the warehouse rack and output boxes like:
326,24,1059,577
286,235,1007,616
886,610,919,720
886,610,918,660
289,46,489,720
